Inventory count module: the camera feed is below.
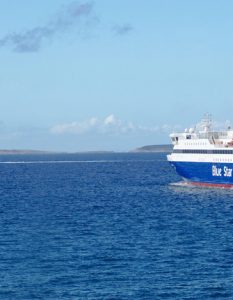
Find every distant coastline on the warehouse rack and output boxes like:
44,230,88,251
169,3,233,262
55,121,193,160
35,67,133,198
0,150,115,155
0,150,55,155
0,145,172,154
131,144,172,153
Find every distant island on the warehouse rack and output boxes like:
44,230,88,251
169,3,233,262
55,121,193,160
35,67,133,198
132,144,172,152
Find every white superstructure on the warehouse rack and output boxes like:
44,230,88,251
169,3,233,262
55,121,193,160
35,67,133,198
167,115,233,186
168,114,233,163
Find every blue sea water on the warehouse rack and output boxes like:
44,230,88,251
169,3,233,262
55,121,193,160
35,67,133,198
1,152,233,299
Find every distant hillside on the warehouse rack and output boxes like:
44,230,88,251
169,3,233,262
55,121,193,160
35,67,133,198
132,144,172,152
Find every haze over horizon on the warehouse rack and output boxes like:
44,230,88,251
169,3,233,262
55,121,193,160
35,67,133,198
1,1,233,151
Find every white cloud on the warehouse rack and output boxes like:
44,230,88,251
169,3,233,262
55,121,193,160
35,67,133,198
104,114,118,126
50,117,99,134
50,114,174,136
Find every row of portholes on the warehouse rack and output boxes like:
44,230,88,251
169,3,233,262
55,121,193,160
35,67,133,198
213,158,232,162
184,143,208,146
177,155,233,163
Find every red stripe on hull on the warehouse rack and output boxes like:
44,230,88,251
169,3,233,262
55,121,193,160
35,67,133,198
189,181,233,189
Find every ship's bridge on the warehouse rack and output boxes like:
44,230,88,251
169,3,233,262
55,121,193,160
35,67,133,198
170,129,233,149
170,115,233,149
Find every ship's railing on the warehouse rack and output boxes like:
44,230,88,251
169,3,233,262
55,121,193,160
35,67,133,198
170,131,231,145
174,131,228,140
197,131,228,139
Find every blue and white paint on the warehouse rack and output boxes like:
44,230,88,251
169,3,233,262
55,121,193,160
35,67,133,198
168,115,233,186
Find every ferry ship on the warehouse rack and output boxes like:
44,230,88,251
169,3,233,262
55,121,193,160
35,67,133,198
167,115,233,187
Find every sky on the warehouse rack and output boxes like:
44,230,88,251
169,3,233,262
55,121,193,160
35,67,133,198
0,0,233,151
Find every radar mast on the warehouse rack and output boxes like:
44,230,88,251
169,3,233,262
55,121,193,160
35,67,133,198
201,113,212,132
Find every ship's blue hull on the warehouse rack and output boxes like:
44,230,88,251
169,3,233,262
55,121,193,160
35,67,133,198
170,161,233,185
